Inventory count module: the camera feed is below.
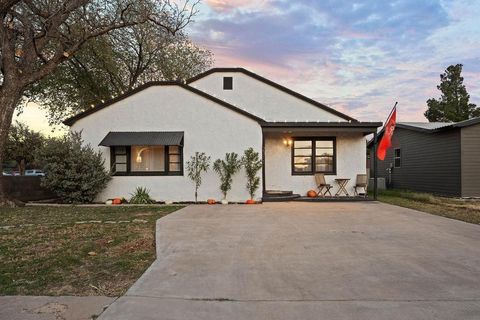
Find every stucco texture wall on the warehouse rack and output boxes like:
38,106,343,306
265,133,367,196
71,85,263,202
189,72,346,122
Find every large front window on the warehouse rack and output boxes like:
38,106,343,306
111,145,183,176
292,138,336,175
131,146,165,172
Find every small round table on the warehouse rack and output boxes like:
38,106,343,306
335,178,350,196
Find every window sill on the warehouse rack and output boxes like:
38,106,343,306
112,172,183,177
292,172,337,176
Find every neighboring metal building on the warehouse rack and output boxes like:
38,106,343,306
368,118,480,198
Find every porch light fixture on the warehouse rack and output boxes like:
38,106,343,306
283,138,293,146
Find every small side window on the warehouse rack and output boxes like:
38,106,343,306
114,146,128,172
394,148,401,168
223,77,233,90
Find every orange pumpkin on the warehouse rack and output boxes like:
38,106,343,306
112,198,122,205
246,199,256,204
307,190,317,198
207,199,216,205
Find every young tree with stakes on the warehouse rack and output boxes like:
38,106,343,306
186,152,210,203
242,147,262,201
213,152,242,202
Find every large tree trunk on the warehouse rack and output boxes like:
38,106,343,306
0,86,23,202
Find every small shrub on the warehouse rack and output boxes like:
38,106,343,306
213,152,242,200
129,187,156,204
36,132,111,203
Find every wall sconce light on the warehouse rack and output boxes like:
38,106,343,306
136,155,142,163
283,138,293,146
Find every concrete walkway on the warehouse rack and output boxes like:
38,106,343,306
98,202,480,319
0,296,115,320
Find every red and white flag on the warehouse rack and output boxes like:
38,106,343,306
377,105,397,160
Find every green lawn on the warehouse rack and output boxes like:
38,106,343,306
0,205,183,296
377,189,480,224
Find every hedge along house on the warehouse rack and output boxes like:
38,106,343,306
367,118,480,198
64,68,382,202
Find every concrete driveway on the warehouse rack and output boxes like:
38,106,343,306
99,202,480,319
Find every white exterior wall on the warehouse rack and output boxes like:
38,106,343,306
265,133,367,196
71,85,262,202
189,72,346,122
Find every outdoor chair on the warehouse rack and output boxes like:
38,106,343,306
315,173,333,197
354,174,368,197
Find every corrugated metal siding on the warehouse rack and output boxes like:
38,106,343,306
370,128,461,196
461,124,480,197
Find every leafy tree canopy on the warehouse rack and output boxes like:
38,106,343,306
0,0,201,190
3,121,45,173
424,64,479,122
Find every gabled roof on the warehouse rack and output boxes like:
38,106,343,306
63,81,266,126
186,67,358,122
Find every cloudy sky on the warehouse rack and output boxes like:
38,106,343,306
16,0,480,133
187,0,480,122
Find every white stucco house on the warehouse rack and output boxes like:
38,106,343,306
64,68,381,202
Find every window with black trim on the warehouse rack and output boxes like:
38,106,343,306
111,145,183,176
223,77,233,90
292,138,336,175
168,146,182,172
394,148,401,168
113,146,128,173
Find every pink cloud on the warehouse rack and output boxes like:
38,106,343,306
204,0,270,12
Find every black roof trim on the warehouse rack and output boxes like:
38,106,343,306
186,68,358,122
63,81,265,126
262,121,381,128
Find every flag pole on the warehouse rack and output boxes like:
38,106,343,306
384,101,398,124
374,101,398,200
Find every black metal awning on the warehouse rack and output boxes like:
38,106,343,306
99,131,184,146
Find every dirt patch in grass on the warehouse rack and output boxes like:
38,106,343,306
0,205,183,296
378,189,480,224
